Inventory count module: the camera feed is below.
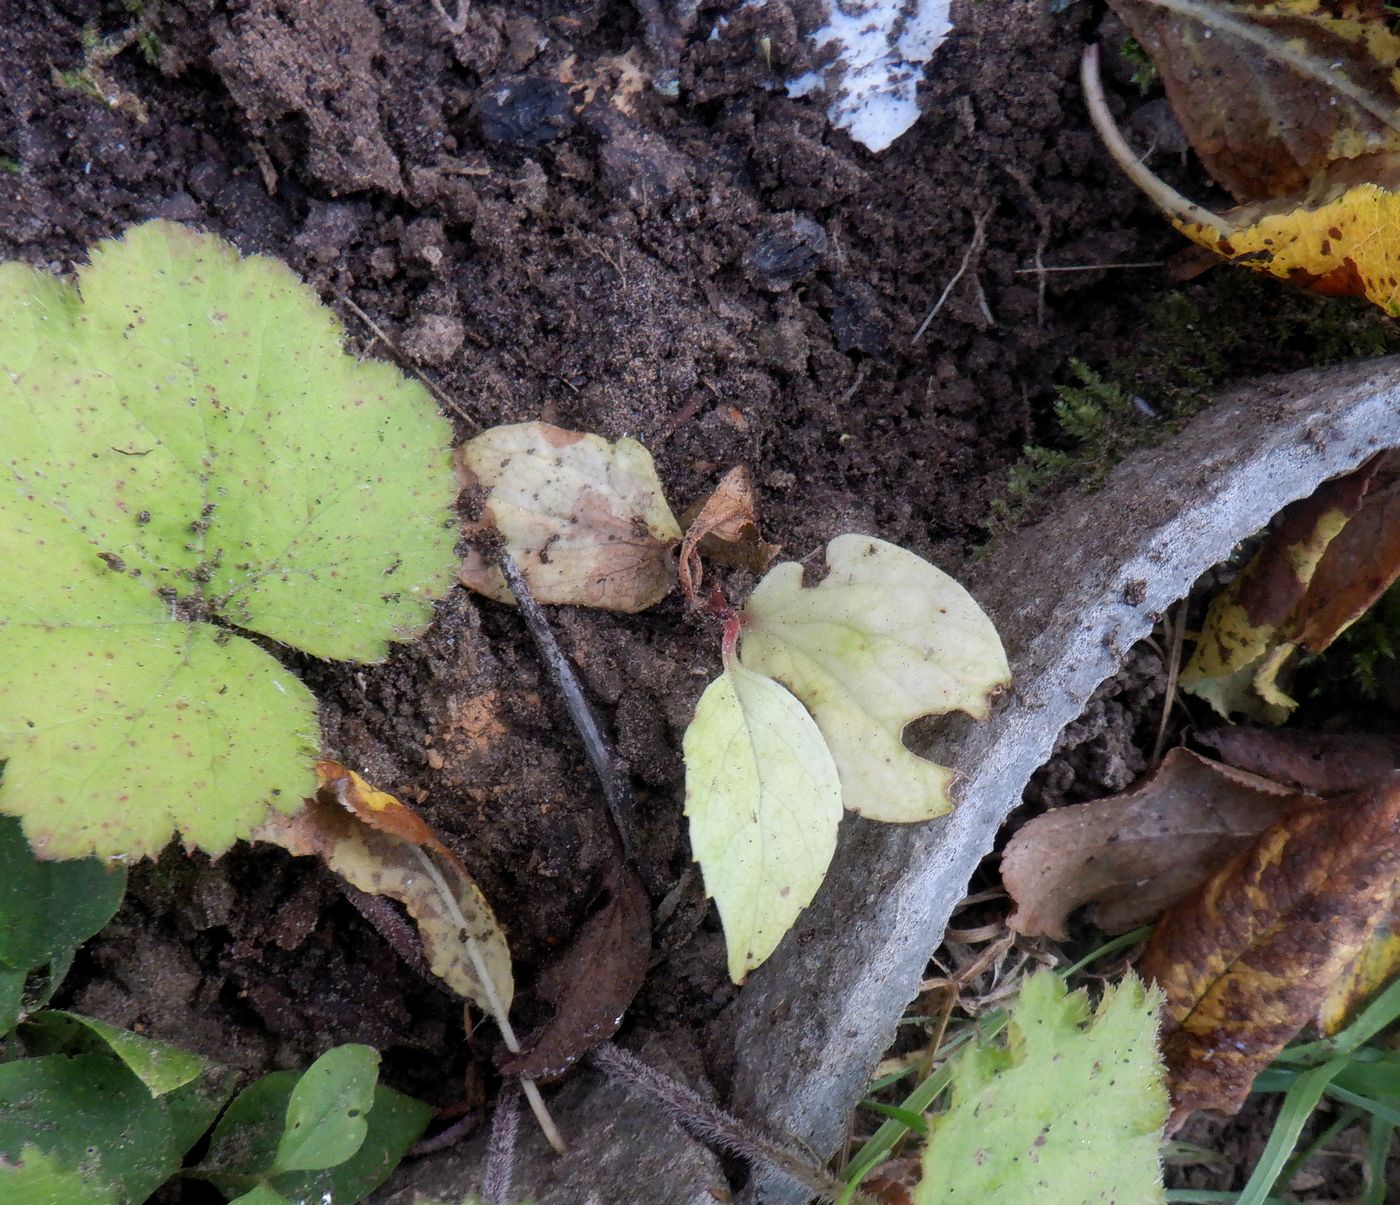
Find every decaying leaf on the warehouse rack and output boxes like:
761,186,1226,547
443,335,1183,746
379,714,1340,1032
1319,899,1400,1036
914,971,1167,1204
1107,0,1400,203
678,466,781,603
1139,773,1400,1129
684,653,843,983
1180,458,1379,719
738,535,1009,822
254,761,513,1018
457,422,682,612
1002,749,1299,940
1195,725,1400,797
497,862,650,1079
1089,3,1400,313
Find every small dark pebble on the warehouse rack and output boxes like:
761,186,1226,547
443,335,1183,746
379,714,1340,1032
747,212,828,291
830,280,890,356
473,76,576,149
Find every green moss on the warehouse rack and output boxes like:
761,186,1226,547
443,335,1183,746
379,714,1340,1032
986,272,1400,541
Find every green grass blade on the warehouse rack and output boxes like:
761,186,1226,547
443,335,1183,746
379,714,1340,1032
1361,1115,1392,1205
1237,1056,1351,1205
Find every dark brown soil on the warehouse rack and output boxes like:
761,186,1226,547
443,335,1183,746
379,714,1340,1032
5,0,1397,1198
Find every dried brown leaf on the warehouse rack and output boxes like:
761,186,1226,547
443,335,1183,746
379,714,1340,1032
457,422,681,612
497,862,650,1080
255,761,514,1018
1139,772,1400,1130
678,465,780,603
1106,0,1400,203
1002,749,1299,939
1195,725,1400,797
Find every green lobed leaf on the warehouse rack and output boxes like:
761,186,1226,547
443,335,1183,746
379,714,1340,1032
0,221,459,859
22,1010,210,1097
684,655,842,983
739,535,1009,823
0,1054,179,1204
0,816,126,973
200,1047,430,1203
915,971,1168,1203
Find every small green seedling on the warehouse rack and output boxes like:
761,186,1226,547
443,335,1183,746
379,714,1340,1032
685,535,1008,982
0,221,459,860
0,824,429,1204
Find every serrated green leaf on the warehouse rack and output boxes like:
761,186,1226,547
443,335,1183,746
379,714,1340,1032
684,656,842,983
0,1054,178,1204
0,816,125,973
0,221,459,859
739,535,1009,822
915,971,1168,1203
272,1044,377,1173
22,1010,209,1097
200,1055,430,1204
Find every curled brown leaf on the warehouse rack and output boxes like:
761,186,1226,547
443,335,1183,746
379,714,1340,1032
677,465,780,604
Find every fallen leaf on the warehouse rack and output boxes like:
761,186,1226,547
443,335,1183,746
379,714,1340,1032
1002,749,1300,940
683,653,843,983
1319,899,1400,1036
1180,457,1379,719
497,862,650,1079
915,971,1167,1204
738,535,1010,822
1195,725,1400,797
1139,773,1400,1129
1088,5,1400,313
1287,450,1400,652
678,466,781,603
457,422,682,612
1106,0,1400,203
254,761,514,1019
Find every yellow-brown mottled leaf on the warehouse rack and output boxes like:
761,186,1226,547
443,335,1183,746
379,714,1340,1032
457,422,681,612
1175,182,1400,316
1319,900,1400,1035
254,763,513,1018
1139,773,1400,1130
1107,0,1400,203
1181,458,1378,719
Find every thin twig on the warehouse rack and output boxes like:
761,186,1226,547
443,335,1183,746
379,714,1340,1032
1080,45,1234,238
410,1109,482,1157
483,1081,521,1204
497,551,641,864
1004,164,1051,328
590,1042,867,1204
913,205,994,343
1014,261,1165,274
339,296,477,426
1150,598,1188,768
411,847,567,1154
